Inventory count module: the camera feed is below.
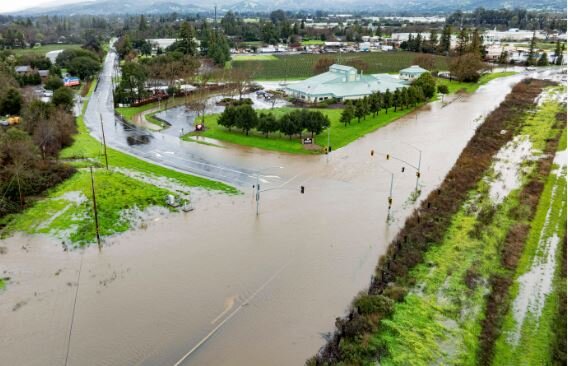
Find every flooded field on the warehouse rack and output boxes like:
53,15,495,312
0,50,563,366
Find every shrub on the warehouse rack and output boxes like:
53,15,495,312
355,294,394,316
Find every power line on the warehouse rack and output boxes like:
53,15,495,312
64,252,84,366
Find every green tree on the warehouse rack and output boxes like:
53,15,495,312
437,84,449,94
449,53,485,82
52,87,74,111
413,72,436,99
177,21,198,56
235,104,258,135
439,25,452,54
537,52,549,66
383,89,393,113
256,112,279,137
218,105,238,132
44,75,64,91
280,112,302,139
369,92,382,116
456,28,469,56
68,56,100,80
354,99,366,122
497,49,509,65
0,88,23,115
340,104,354,127
526,30,538,66
303,110,330,138
469,28,484,58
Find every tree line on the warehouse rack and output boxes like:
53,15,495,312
340,73,435,126
0,68,77,217
217,105,330,140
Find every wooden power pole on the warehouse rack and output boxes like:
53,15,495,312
90,166,102,250
99,113,109,170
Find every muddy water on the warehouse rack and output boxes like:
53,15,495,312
1,66,561,365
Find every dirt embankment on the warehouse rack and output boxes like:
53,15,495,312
308,79,555,365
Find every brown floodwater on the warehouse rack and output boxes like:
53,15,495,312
0,69,562,366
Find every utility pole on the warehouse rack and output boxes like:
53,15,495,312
254,166,284,215
99,113,109,170
90,167,102,250
326,126,331,163
387,172,394,222
415,149,422,192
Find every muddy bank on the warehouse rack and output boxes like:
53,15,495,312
309,79,555,365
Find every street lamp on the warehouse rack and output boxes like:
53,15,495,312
254,166,284,215
371,156,395,223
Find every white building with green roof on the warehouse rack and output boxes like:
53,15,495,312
284,64,411,103
399,65,428,81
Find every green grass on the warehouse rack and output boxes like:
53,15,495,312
116,104,158,123
184,105,418,154
491,100,567,366
10,44,82,57
371,99,563,366
231,54,278,61
232,51,449,80
301,40,325,45
3,170,175,245
2,78,237,245
437,71,518,94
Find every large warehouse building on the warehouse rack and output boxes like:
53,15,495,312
284,64,426,103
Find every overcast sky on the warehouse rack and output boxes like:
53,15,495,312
0,0,81,13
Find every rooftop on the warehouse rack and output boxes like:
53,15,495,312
399,65,428,74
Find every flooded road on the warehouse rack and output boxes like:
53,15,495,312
0,50,564,365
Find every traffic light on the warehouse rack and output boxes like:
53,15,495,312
401,167,405,172
371,149,375,156
300,186,305,194
329,146,332,152
388,197,392,205
416,171,421,178
386,154,390,160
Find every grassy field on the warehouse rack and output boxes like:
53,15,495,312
231,51,449,80
301,40,325,45
437,71,518,94
492,101,567,366
374,98,565,366
3,170,175,245
185,105,418,154
10,44,82,57
231,54,278,61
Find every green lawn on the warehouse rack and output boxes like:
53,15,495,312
232,51,449,80
3,169,176,245
231,54,278,61
185,105,418,154
301,40,325,45
437,71,518,94
10,43,82,57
